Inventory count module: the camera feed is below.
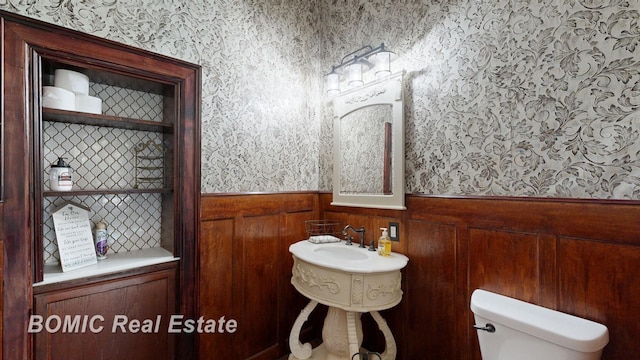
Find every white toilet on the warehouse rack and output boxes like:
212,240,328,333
470,289,609,360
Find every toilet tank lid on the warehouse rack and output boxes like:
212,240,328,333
470,289,609,353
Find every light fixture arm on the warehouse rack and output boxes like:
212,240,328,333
329,43,390,74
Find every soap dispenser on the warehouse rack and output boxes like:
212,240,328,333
377,227,392,257
49,157,73,191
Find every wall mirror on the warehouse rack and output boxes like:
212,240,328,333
332,71,405,210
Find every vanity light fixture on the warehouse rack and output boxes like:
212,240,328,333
325,43,395,96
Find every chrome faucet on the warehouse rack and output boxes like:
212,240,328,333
342,225,366,248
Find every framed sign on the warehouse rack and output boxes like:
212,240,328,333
51,202,97,272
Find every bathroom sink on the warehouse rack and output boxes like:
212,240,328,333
314,246,368,261
289,239,409,312
289,240,408,274
288,239,409,359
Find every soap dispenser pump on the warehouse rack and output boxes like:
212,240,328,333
377,227,391,257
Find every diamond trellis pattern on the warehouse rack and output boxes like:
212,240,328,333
43,122,165,190
43,193,163,264
90,83,164,121
41,81,169,264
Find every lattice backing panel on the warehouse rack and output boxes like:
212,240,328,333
43,122,167,190
90,82,164,121
43,193,163,264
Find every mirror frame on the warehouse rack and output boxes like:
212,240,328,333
332,71,405,210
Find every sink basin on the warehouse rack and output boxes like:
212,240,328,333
314,246,368,261
289,240,408,274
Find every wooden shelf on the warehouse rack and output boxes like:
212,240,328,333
42,107,173,133
35,247,177,286
44,188,173,197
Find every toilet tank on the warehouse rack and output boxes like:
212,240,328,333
470,289,609,360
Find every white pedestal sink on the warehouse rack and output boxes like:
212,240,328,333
288,240,409,360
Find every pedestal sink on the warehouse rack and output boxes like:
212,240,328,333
288,240,409,360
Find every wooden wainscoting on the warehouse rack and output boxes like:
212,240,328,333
198,193,322,360
200,193,640,359
0,203,3,359
320,193,640,360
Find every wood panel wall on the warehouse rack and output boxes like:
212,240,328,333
199,192,640,359
322,193,640,360
198,193,322,360
0,204,3,358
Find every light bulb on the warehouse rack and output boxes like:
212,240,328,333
346,63,363,87
326,71,341,95
374,51,392,78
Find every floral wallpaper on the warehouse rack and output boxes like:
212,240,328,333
0,0,322,193
2,0,640,199
318,0,640,199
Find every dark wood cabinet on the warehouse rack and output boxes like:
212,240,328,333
1,10,200,359
33,265,177,360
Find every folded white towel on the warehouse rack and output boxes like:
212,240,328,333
308,235,341,244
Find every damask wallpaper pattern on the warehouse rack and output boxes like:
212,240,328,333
0,0,322,193
2,0,640,199
415,1,640,199
322,0,640,199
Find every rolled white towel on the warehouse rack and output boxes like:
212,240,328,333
308,235,341,244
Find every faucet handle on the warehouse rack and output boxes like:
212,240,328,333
368,240,376,251
345,235,353,245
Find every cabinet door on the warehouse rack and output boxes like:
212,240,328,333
33,269,176,360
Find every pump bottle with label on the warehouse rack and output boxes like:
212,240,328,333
49,157,73,191
377,227,392,257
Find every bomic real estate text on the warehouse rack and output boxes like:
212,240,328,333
28,314,238,334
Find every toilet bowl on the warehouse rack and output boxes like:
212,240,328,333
470,289,609,360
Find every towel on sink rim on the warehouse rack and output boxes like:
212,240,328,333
308,235,341,244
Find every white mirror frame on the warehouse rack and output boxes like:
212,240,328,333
332,71,405,210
